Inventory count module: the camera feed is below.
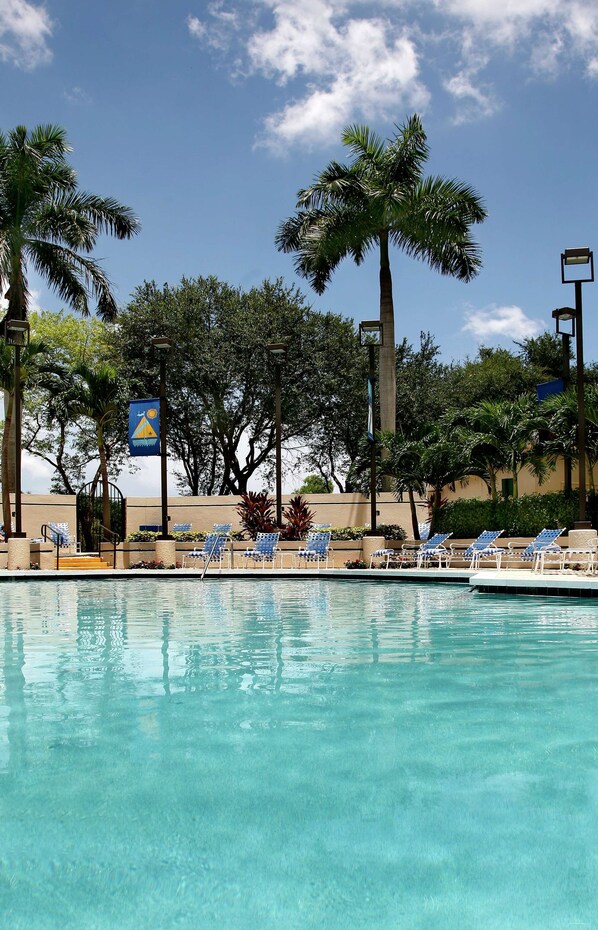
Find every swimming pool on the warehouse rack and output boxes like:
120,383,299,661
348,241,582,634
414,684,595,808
0,579,597,929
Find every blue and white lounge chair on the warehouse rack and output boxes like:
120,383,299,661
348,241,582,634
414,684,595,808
415,532,453,568
47,522,78,550
502,528,565,572
173,523,192,532
213,523,232,533
182,532,229,570
242,532,281,568
449,529,504,569
295,532,333,569
418,521,431,541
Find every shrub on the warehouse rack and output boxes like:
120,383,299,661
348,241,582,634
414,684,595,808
128,560,173,569
330,526,368,540
435,491,597,538
377,523,406,541
344,559,367,569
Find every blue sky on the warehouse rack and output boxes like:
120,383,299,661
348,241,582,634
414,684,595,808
2,0,598,493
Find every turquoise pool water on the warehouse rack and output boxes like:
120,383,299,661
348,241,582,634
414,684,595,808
0,579,597,929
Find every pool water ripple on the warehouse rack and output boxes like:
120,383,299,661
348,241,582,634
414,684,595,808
0,579,597,929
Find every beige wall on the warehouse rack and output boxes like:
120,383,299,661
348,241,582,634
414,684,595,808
445,460,591,502
125,493,428,536
2,492,428,550
4,494,77,540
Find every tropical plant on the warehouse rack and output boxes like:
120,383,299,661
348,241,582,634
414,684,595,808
276,115,486,446
0,124,139,502
281,494,315,540
236,491,276,538
70,362,124,538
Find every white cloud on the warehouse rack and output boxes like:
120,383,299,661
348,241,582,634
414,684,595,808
444,63,500,123
188,0,598,149
249,3,429,150
0,0,53,69
462,304,543,341
63,86,92,106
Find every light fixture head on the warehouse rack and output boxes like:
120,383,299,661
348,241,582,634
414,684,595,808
552,307,576,337
151,335,173,351
359,320,383,347
266,343,288,360
3,318,30,347
561,247,594,284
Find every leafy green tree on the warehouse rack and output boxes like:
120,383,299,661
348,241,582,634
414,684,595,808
276,115,486,446
515,332,568,381
448,346,537,407
295,474,332,494
395,332,454,439
113,276,366,495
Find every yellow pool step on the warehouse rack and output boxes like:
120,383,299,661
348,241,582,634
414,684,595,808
58,556,111,571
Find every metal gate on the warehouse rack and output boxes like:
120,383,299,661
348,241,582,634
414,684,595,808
76,480,125,553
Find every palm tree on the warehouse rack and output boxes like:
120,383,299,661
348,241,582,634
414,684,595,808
71,363,122,534
276,115,486,443
463,397,549,499
0,124,139,325
0,124,140,497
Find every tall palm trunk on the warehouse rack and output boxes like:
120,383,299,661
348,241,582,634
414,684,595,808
97,426,111,531
379,232,396,491
1,391,14,536
3,388,16,492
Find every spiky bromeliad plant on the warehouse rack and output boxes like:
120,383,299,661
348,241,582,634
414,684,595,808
236,492,277,539
281,495,315,540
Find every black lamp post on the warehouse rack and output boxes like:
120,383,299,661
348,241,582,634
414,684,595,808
4,319,30,538
359,320,384,536
267,343,287,528
151,335,173,539
552,307,575,494
560,246,594,528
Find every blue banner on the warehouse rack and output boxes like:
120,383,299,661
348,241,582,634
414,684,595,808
129,399,161,456
536,379,564,402
367,376,374,443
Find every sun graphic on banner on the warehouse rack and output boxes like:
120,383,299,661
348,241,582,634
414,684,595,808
146,408,158,419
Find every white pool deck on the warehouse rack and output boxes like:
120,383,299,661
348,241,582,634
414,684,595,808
1,565,598,597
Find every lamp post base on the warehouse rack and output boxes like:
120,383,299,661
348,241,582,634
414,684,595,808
573,521,593,530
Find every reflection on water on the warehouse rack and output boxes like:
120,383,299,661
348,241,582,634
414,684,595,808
1,580,598,930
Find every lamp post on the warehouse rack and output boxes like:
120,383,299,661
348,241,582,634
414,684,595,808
552,307,574,494
267,343,287,528
359,320,384,536
151,335,173,539
4,319,30,538
560,246,594,528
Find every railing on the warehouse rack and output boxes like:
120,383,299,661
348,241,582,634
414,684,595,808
40,523,62,570
99,525,120,569
200,533,228,580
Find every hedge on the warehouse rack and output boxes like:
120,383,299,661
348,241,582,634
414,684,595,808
434,492,598,538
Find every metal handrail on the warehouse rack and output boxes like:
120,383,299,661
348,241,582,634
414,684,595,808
40,523,61,570
99,525,120,570
200,533,227,580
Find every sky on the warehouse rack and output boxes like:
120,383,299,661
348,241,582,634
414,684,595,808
2,0,598,495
